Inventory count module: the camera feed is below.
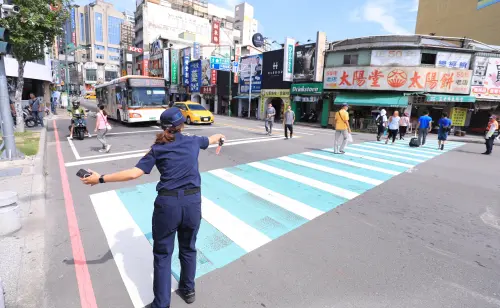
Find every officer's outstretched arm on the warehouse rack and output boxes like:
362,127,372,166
82,167,144,186
208,134,225,145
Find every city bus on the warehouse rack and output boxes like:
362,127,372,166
95,76,168,123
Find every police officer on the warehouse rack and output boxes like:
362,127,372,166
81,107,225,308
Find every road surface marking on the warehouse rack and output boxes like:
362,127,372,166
322,149,415,168
219,122,312,136
67,137,81,160
277,156,383,186
54,121,98,308
201,196,272,251
90,190,173,307
345,147,425,163
249,162,359,199
210,169,324,220
302,152,400,175
367,142,444,154
350,144,435,158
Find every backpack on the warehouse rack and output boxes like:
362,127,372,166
376,115,384,126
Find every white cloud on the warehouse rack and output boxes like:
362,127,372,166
354,0,413,35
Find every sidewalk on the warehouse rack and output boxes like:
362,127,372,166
0,127,47,308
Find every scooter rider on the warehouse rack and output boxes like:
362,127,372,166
81,107,225,308
69,99,91,140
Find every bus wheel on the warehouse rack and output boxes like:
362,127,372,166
117,110,121,122
186,116,192,125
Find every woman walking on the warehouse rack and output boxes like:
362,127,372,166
95,105,111,153
399,112,410,140
376,109,388,141
385,111,400,144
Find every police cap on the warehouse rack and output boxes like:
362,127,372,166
160,107,185,128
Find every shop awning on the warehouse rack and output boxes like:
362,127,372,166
334,93,409,107
234,94,260,99
424,94,476,103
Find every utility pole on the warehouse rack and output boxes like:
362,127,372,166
0,1,22,160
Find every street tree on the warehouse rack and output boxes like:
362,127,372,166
0,0,69,132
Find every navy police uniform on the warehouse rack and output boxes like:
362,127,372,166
136,108,209,308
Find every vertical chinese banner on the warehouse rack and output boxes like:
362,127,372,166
193,42,200,60
211,69,217,85
171,49,179,84
70,8,76,44
283,37,296,81
182,47,191,87
142,60,149,76
163,49,170,81
211,20,220,45
234,45,241,84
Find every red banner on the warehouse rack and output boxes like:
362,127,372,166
142,60,149,76
211,21,220,45
201,86,215,95
211,69,217,85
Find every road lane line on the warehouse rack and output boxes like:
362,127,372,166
277,157,383,186
201,196,271,252
350,144,435,158
219,122,313,136
53,120,98,308
209,169,324,220
345,147,425,163
367,142,444,154
249,162,360,199
322,149,415,168
67,137,81,160
302,152,400,176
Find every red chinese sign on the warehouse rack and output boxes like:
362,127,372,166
201,86,215,95
324,66,472,94
128,46,143,53
211,69,217,85
211,21,220,45
142,60,149,76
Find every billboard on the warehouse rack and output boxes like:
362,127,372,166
324,66,472,94
239,54,263,93
477,0,500,9
370,50,421,67
189,60,201,93
170,49,179,84
262,49,289,89
201,59,212,87
471,57,500,100
283,37,295,81
294,43,316,82
436,52,471,69
314,31,327,82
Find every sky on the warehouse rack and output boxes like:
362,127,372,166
75,0,419,44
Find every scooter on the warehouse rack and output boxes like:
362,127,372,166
70,113,87,140
23,106,36,127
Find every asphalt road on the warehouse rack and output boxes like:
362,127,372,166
43,100,500,308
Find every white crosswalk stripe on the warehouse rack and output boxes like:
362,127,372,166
350,144,435,158
345,147,425,163
302,152,401,175
322,149,415,168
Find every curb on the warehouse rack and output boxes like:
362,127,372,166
14,127,47,308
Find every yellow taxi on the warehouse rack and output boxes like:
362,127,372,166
173,101,214,125
84,92,96,100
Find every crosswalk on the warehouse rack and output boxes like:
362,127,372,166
89,138,464,307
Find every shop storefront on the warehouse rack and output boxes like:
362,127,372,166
201,85,215,112
290,83,324,125
261,49,291,121
260,89,291,122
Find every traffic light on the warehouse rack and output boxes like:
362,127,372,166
0,27,9,54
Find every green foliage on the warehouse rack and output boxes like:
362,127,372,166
0,0,70,63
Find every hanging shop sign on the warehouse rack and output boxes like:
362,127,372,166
182,47,191,87
471,57,500,100
211,20,220,44
170,49,179,84
142,60,149,76
239,54,263,93
294,43,316,82
370,50,421,67
262,49,287,89
201,86,215,95
193,42,201,60
211,68,217,85
436,52,471,69
201,59,211,86
314,31,327,82
70,8,76,44
323,66,472,94
252,33,264,48
261,89,290,98
163,49,170,81
426,94,476,103
291,83,323,95
450,107,468,126
128,46,143,53
188,60,201,93
283,37,295,82
150,39,163,57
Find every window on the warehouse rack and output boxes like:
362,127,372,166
108,16,123,45
187,104,207,111
86,69,97,81
109,55,120,62
105,71,118,81
80,13,85,42
343,54,358,65
131,88,167,107
96,53,104,60
421,53,437,65
108,47,120,53
95,12,103,42
94,44,105,51
174,103,187,110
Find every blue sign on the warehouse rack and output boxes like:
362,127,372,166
232,61,239,73
193,42,201,60
189,60,202,93
239,54,263,93
182,47,191,87
210,56,231,71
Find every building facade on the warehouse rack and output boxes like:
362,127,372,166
234,2,258,46
416,0,500,45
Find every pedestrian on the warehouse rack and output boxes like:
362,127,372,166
416,110,433,147
399,112,410,140
81,107,226,308
437,113,452,151
94,105,111,153
483,115,498,155
51,89,60,115
334,103,350,154
265,103,276,135
385,111,400,145
28,93,44,127
375,109,387,141
284,105,295,140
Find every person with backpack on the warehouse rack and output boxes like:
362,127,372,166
437,113,452,150
385,111,400,145
376,109,388,141
95,105,111,153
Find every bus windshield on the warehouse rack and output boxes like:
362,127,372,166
130,88,166,107
188,104,207,111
